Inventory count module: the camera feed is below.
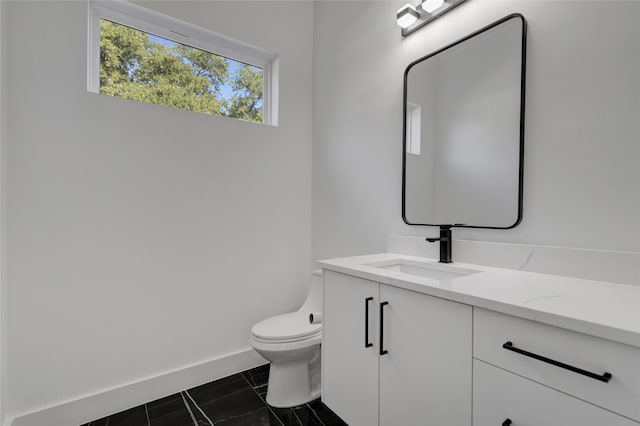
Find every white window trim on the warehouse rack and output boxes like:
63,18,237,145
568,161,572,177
87,0,279,126
406,102,421,155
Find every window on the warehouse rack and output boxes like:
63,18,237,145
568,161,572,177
406,102,421,155
88,1,278,125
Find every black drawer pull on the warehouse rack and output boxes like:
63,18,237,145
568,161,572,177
502,341,612,383
380,302,389,356
502,419,512,426
365,297,373,348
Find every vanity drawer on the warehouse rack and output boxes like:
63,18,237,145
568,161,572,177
473,359,639,426
473,308,640,422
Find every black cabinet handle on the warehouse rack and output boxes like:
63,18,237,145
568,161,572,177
502,341,612,383
365,297,373,348
502,419,512,426
380,302,389,356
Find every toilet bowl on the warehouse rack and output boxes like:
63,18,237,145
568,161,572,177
249,270,323,408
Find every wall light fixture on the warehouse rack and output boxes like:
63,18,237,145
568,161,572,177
397,4,419,29
397,0,470,37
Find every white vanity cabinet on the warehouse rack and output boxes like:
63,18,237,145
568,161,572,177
473,308,640,426
319,253,640,426
322,270,472,426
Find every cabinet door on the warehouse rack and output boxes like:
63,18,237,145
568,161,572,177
379,285,472,426
322,270,379,426
473,359,639,426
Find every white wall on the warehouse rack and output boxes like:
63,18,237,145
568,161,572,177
313,1,640,264
0,1,7,424
5,0,312,419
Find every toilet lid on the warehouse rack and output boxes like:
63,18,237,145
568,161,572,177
252,311,321,341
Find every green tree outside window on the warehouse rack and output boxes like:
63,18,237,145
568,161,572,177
99,20,263,123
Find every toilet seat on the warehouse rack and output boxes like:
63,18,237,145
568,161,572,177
251,311,321,343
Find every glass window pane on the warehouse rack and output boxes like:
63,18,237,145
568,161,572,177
99,19,264,123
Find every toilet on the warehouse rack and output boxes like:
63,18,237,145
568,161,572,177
249,270,323,408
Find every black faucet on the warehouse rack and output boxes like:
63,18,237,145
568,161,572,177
425,225,452,263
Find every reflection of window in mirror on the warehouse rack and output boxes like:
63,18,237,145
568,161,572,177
406,102,421,155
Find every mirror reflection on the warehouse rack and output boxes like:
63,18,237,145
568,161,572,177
403,14,526,228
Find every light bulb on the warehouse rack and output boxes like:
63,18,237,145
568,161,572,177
397,4,419,29
421,0,445,13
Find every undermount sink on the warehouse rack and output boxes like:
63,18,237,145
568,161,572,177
364,259,481,281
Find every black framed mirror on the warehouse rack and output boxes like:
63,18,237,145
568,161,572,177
402,14,527,229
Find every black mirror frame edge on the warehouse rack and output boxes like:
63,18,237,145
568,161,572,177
401,13,527,230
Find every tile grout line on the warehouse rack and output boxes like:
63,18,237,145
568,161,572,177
306,403,326,426
180,391,200,426
290,407,307,426
246,365,269,388
246,370,256,386
240,372,284,426
184,389,214,426
144,403,150,426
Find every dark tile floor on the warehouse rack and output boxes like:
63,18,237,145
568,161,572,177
81,364,347,426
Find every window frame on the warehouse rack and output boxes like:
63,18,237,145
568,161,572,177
87,0,279,126
406,102,421,155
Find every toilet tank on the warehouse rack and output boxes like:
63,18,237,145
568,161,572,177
299,269,323,314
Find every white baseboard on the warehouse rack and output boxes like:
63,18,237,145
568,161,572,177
10,347,266,426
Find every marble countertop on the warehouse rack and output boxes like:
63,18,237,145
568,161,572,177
317,253,640,348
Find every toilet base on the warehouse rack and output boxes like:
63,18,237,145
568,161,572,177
264,349,321,408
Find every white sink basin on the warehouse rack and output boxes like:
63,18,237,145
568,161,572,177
364,259,480,281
